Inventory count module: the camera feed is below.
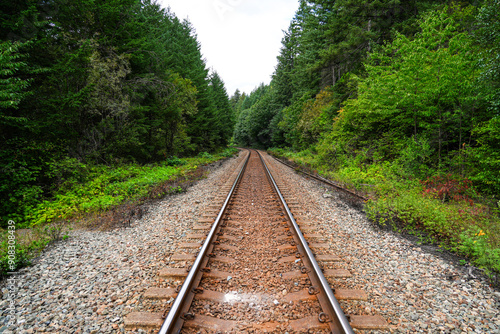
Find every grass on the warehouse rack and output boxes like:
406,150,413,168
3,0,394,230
269,147,500,279
0,148,239,276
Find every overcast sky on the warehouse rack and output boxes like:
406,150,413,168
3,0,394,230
157,0,299,96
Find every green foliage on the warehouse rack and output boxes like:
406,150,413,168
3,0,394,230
475,0,500,114
469,114,500,195
165,156,186,167
0,140,62,226
0,0,236,231
256,2,500,277
366,189,451,236
0,40,31,110
0,150,231,275
220,147,239,158
271,147,500,275
198,152,213,159
459,227,500,273
0,237,31,276
2,151,229,229
336,8,481,164
233,84,279,148
209,72,234,147
396,136,434,176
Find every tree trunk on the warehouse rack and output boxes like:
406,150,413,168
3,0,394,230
332,65,336,86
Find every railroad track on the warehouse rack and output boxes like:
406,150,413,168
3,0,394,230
125,150,388,333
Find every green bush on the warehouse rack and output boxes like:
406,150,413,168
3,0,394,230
270,147,500,277
366,189,452,238
0,151,231,274
460,227,500,273
221,147,239,157
198,151,213,159
0,239,31,276
165,156,186,167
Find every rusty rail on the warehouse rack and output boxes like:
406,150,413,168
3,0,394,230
158,151,250,334
157,150,355,333
270,154,368,202
258,151,355,334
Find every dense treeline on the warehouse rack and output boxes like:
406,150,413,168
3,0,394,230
232,0,500,196
232,0,500,274
0,0,234,225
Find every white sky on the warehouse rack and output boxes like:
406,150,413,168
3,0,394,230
157,0,299,96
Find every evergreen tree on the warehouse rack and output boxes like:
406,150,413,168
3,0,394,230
209,71,234,146
0,0,234,222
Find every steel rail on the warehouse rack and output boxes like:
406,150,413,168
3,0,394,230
158,151,250,334
270,154,368,201
258,151,355,334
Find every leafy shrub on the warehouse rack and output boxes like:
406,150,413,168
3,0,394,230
165,156,186,167
397,137,433,177
460,227,500,273
421,174,475,203
0,239,31,276
221,148,238,157
1,151,232,274
198,152,213,159
366,190,451,237
271,146,500,277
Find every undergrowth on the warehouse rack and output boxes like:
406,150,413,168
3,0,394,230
0,147,239,277
269,147,500,280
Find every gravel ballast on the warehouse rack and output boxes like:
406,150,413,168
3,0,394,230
1,150,499,333
265,154,500,334
0,154,245,334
